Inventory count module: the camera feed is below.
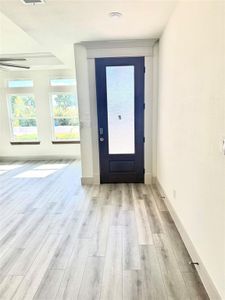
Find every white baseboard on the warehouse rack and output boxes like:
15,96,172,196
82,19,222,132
81,177,93,185
93,173,100,184
0,155,79,161
81,174,100,185
152,176,157,185
155,178,222,300
144,172,152,184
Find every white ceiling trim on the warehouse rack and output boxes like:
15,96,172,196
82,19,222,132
79,39,157,58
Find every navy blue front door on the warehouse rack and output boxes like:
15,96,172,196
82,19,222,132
95,57,144,183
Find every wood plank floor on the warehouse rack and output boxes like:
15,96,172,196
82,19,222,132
0,160,209,300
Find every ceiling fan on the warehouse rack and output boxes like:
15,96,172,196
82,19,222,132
0,58,30,69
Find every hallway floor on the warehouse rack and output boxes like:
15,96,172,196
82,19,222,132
0,160,209,299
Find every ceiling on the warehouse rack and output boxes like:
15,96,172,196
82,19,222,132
0,0,177,70
0,11,63,70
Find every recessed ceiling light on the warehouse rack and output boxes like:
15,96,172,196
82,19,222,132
109,12,122,19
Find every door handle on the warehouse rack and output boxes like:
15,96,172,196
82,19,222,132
100,137,104,142
99,128,103,135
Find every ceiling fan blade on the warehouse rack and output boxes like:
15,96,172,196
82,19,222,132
0,62,30,69
0,58,27,62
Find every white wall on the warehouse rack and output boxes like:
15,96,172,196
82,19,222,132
74,45,94,181
152,42,159,178
0,69,80,159
157,1,225,299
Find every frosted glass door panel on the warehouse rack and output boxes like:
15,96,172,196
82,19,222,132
106,66,135,154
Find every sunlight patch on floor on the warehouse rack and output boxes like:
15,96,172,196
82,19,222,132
0,164,23,171
15,169,57,178
0,170,7,175
0,164,23,175
34,163,68,170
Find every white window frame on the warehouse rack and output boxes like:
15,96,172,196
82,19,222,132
7,93,40,142
49,92,80,142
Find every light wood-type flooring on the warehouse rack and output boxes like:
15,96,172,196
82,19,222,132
0,160,209,300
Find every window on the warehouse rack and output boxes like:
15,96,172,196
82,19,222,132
8,80,33,88
8,95,38,142
51,93,79,141
50,79,75,87
106,66,135,154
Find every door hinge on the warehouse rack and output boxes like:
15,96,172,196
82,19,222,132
144,66,146,73
143,137,145,143
143,103,145,110
143,168,145,174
